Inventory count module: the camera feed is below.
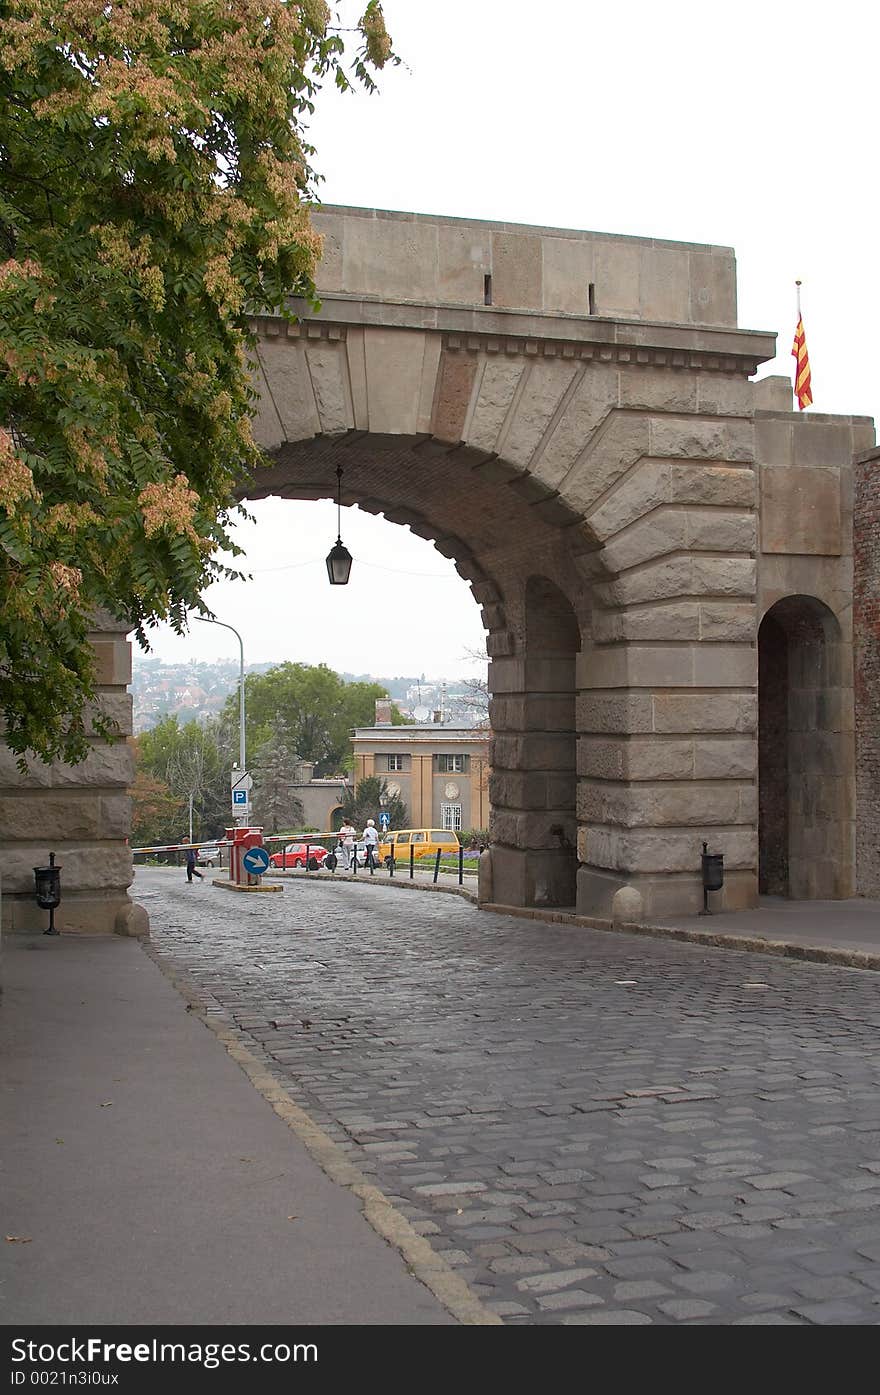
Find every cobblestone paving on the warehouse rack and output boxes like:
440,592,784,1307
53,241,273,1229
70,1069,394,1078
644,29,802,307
137,868,880,1325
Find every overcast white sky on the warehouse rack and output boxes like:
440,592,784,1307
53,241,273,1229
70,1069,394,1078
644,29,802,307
142,0,878,679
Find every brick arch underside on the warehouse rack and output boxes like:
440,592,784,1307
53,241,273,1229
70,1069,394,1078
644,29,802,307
244,434,601,908
241,434,604,653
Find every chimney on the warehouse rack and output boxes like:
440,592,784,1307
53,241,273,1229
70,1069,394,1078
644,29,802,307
375,699,392,726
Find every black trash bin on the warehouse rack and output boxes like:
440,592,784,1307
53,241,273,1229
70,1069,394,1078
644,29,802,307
700,841,723,914
33,851,62,935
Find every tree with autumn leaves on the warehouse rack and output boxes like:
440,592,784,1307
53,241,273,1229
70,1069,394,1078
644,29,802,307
0,1,395,767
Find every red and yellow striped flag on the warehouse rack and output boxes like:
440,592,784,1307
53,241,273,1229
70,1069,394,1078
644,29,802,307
791,315,812,410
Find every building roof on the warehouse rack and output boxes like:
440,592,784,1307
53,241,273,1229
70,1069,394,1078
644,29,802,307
352,724,488,744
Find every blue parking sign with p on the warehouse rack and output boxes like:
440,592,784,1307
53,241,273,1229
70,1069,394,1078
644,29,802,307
232,789,248,806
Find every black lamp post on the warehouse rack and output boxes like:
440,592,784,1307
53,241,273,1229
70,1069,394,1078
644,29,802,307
325,464,353,585
33,850,62,935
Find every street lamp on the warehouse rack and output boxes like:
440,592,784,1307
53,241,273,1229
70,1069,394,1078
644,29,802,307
326,463,353,585
194,615,246,822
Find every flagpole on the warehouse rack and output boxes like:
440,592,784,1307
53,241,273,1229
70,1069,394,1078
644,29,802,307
796,279,802,321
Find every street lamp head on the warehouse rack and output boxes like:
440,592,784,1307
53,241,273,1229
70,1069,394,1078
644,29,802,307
326,463,352,585
325,539,353,586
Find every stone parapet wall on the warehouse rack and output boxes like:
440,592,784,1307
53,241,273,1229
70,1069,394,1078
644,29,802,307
854,447,880,895
311,206,738,327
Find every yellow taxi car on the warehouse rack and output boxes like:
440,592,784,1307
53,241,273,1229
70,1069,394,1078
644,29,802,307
377,828,461,865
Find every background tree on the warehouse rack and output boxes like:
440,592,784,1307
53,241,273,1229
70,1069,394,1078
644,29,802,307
251,715,304,833
0,1,396,767
339,774,406,831
458,645,490,728
226,662,406,776
130,767,183,850
136,713,228,838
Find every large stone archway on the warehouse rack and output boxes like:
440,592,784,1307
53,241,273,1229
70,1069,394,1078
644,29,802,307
243,205,774,920
1,205,875,932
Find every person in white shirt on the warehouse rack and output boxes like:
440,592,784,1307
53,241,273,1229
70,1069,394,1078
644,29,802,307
338,821,356,871
362,818,379,874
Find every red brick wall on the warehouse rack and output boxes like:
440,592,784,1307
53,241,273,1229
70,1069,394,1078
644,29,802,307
854,449,880,896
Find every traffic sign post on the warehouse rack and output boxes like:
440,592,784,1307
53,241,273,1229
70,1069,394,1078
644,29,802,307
230,769,253,823
378,811,390,832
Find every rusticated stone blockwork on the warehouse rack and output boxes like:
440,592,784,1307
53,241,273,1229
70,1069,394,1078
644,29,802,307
2,208,875,930
0,617,143,936
854,448,880,895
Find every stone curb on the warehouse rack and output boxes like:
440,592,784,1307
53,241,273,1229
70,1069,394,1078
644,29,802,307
478,902,880,973
140,940,501,1327
211,879,283,893
273,868,479,904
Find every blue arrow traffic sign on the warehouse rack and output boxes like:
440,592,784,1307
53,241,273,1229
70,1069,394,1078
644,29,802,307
242,846,270,875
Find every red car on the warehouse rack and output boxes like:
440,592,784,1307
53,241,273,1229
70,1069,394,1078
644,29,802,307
269,842,330,870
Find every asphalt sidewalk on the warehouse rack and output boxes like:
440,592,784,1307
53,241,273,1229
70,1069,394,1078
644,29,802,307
0,931,457,1326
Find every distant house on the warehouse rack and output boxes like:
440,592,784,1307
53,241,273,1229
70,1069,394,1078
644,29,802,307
351,703,489,832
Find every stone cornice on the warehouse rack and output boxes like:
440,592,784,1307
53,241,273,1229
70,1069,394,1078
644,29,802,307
258,296,776,375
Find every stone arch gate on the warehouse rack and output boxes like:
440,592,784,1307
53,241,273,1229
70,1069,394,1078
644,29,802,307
1,206,875,933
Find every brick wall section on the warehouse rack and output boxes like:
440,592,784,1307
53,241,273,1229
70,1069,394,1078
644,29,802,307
854,448,880,895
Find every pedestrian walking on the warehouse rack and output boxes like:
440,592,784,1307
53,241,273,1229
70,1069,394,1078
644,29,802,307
338,820,356,871
184,847,203,883
362,818,379,875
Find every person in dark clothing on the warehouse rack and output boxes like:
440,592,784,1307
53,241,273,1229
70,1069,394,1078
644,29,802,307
184,847,203,882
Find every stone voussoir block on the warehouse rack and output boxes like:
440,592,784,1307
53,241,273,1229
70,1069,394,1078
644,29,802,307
649,416,753,463
586,460,669,541
601,509,688,574
667,464,757,509
685,509,756,553
699,603,756,642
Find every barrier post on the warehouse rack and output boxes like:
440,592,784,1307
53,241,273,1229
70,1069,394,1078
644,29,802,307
458,844,464,885
409,843,414,880
388,846,395,878
433,848,441,884
305,840,310,874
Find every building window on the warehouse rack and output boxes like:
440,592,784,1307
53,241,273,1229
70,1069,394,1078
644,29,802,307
441,804,462,831
385,754,404,772
437,754,468,773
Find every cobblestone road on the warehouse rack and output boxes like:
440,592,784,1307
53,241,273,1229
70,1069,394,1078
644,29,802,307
138,867,880,1325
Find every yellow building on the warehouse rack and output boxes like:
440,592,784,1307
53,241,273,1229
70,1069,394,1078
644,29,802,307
351,716,489,834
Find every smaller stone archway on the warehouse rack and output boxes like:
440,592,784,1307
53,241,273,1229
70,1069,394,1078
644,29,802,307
758,595,853,899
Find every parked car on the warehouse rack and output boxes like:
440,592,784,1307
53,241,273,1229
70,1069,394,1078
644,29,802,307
377,828,461,865
269,842,330,870
197,844,222,867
